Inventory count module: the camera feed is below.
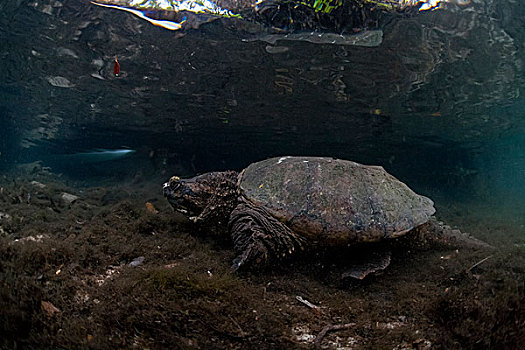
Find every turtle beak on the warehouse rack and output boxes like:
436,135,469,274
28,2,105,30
162,179,176,199
162,180,174,197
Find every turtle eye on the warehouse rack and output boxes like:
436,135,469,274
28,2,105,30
169,176,182,190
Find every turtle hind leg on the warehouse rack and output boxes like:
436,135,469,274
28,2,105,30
228,200,307,271
341,248,391,280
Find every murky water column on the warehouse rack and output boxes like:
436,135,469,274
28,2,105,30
0,0,523,239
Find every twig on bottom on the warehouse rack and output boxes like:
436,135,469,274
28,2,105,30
314,323,356,346
228,315,246,338
466,255,493,273
296,295,320,309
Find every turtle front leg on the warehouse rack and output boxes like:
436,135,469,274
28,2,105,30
228,200,307,271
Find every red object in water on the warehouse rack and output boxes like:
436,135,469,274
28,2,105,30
113,57,120,76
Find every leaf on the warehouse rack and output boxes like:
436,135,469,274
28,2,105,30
41,300,60,317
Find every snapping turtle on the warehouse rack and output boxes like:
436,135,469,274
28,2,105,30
163,156,485,275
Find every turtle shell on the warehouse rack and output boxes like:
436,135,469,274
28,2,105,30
238,156,435,245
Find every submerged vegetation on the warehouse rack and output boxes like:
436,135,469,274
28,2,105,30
0,168,523,349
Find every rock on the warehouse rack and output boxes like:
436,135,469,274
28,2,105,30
90,73,106,80
30,181,46,189
47,76,75,88
265,45,289,54
56,47,79,58
12,234,48,244
129,256,145,267
61,192,79,204
94,267,122,286
0,212,11,222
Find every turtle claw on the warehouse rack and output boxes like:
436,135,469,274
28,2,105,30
231,243,269,272
231,256,246,272
231,257,242,271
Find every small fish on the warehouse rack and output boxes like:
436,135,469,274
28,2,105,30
113,57,120,76
58,148,136,164
91,1,186,30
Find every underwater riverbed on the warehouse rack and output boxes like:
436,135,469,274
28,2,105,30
0,164,523,349
0,0,524,348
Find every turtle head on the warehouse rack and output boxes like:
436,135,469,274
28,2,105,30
163,175,211,217
163,171,240,221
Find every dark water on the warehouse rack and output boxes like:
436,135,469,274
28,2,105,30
0,0,523,240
